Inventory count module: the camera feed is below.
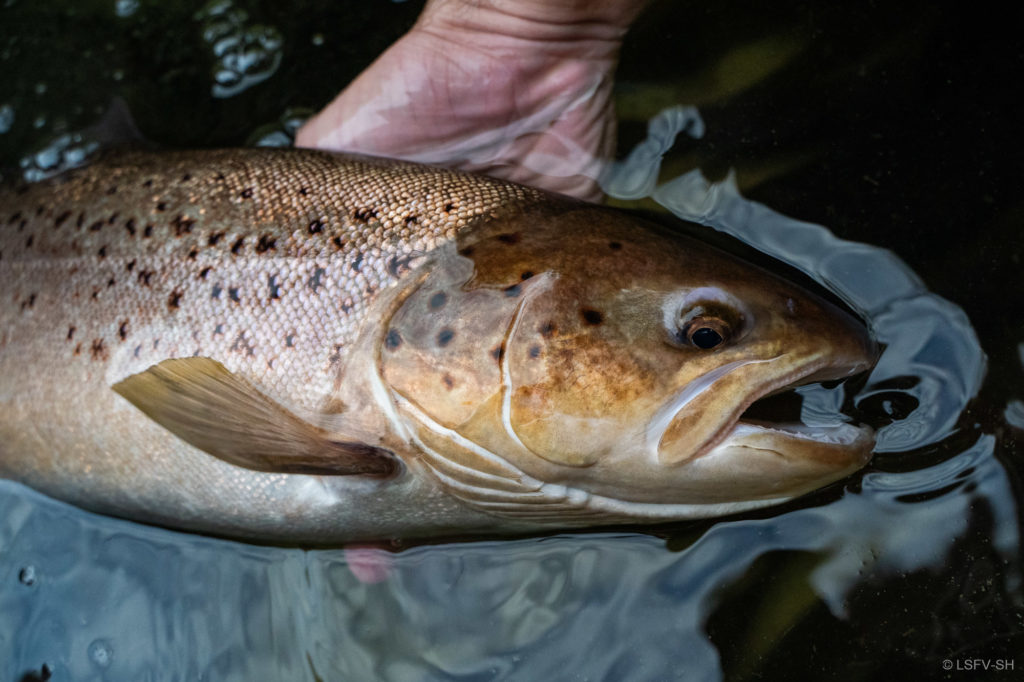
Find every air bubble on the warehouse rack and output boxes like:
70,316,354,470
19,133,101,181
195,0,283,98
88,639,114,668
0,103,13,133
114,0,139,17
18,565,36,585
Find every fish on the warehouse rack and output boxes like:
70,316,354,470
0,148,877,543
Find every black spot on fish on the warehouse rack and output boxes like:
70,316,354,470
168,291,183,310
213,323,224,335
156,202,167,212
353,208,377,222
308,218,324,234
67,326,75,341
332,236,345,250
142,179,153,188
106,186,118,196
55,211,71,228
133,344,142,358
73,342,82,356
118,320,129,340
171,214,195,236
199,266,212,279
497,233,521,245
351,253,363,272
20,293,36,311
214,173,225,182
459,246,475,257
503,284,521,297
529,345,542,359
231,237,245,255
107,277,115,287
181,173,192,182
608,241,622,251
76,212,85,229
299,187,309,196
107,212,119,225
444,202,455,212
521,271,535,280
97,245,107,258
91,289,100,300
17,218,26,231
239,188,254,199
365,285,376,296
340,298,354,313
437,328,455,347
88,220,104,232
328,344,343,364
228,287,240,303
24,235,33,249
152,339,160,350
230,332,255,357
208,232,224,246
387,254,414,278
285,333,295,347
126,259,136,272
35,205,44,216
187,247,199,260
90,338,107,360
143,224,153,238
385,329,402,350
581,309,604,325
404,215,418,226
308,267,325,292
256,235,277,253
267,274,280,300
429,291,448,310
138,270,154,286
125,218,136,236
442,374,455,389
8,211,21,224
491,343,505,363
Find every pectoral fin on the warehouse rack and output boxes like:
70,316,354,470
113,357,397,477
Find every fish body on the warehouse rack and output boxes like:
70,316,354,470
0,149,875,542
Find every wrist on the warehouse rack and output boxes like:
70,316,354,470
416,0,644,52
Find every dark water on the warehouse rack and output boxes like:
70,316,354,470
1,1,1022,680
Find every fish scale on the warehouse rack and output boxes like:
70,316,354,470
0,149,876,543
0,148,544,413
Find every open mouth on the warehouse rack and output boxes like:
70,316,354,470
735,383,871,448
649,352,877,466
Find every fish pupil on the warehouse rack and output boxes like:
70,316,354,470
691,327,724,349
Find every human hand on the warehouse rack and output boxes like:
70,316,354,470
296,0,646,202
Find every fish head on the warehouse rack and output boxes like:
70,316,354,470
381,203,877,518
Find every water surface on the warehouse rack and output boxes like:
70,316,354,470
1,1,1021,680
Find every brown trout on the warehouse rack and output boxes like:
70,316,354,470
0,149,875,543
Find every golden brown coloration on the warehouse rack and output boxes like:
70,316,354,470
0,149,876,542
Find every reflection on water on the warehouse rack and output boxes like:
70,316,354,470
1,429,1016,680
1,0,1023,680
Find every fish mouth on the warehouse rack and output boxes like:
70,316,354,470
732,356,875,463
653,352,876,474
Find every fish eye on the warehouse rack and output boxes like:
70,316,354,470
681,314,730,350
688,322,726,349
673,303,743,350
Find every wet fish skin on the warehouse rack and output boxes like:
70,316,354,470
0,149,875,542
